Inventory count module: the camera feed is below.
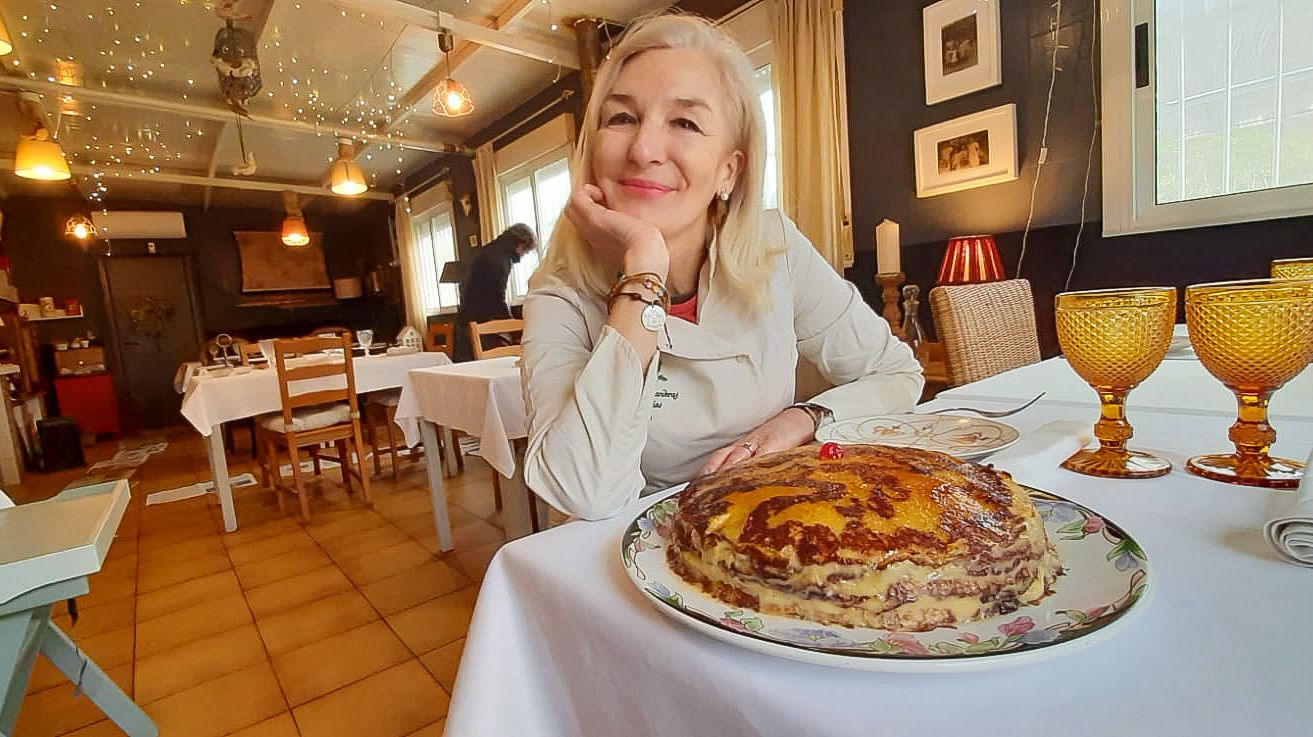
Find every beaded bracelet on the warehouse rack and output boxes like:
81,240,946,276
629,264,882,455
607,272,670,311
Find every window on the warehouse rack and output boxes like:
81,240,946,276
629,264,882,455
721,1,782,210
411,203,459,314
755,63,780,210
499,149,572,302
1102,0,1313,235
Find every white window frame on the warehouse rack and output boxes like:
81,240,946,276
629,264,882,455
1101,0,1313,236
498,144,572,304
720,0,782,211
410,191,461,316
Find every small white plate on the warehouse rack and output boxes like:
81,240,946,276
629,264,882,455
816,414,1020,461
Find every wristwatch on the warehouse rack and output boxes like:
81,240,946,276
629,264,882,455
789,402,833,431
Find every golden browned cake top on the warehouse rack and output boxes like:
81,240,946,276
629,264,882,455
674,444,1027,568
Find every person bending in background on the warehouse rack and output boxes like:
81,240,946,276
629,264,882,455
454,223,537,361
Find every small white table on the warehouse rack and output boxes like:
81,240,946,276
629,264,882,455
179,350,451,532
444,374,1313,736
395,356,542,547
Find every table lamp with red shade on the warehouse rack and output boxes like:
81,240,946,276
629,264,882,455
938,235,1004,284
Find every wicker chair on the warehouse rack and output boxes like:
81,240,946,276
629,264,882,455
928,279,1041,387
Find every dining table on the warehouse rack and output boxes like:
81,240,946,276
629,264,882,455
179,349,451,532
393,356,545,550
442,350,1313,736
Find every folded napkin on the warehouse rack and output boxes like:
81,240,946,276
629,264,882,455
1264,446,1313,568
983,420,1092,488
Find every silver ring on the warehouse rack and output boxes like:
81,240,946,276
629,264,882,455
740,441,757,455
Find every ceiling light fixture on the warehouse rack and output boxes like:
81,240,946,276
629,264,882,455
65,214,94,241
0,14,12,56
281,191,309,246
432,30,473,117
328,137,367,196
15,127,71,181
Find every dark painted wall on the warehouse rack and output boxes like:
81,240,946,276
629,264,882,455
843,0,1313,355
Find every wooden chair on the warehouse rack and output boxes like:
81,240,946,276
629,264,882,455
257,333,372,520
199,335,250,366
237,341,267,366
310,326,350,337
468,318,524,359
426,322,454,355
928,278,1042,387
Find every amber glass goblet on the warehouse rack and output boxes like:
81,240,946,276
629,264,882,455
1055,287,1178,478
1271,258,1313,279
1184,278,1313,488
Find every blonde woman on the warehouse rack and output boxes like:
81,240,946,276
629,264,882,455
522,14,923,520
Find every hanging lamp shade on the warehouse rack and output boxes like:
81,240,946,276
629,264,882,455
281,191,310,246
15,129,71,181
431,30,473,117
329,138,367,196
65,214,94,240
937,235,1004,284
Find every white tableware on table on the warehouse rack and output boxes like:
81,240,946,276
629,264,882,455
356,330,374,354
1264,445,1313,568
205,366,232,377
622,487,1150,673
816,414,1020,461
385,345,418,356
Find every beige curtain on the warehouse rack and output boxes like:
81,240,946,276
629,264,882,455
394,197,428,331
771,0,854,271
473,142,501,246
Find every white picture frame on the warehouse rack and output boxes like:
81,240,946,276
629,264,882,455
923,0,1002,105
913,103,1018,198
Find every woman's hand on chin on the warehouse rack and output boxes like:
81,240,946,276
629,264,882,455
565,184,669,278
696,408,817,477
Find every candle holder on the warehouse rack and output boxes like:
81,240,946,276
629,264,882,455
875,272,905,337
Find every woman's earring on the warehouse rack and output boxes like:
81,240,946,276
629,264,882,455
718,190,730,202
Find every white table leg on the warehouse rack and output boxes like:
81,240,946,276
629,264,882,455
419,420,454,552
205,424,237,532
441,425,458,478
499,440,535,540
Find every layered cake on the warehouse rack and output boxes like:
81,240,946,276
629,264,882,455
666,444,1062,631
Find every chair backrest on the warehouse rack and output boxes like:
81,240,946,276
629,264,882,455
469,319,524,360
929,278,1041,387
237,341,266,366
427,322,454,356
271,333,359,427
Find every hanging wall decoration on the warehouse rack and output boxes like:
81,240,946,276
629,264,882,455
923,0,1002,105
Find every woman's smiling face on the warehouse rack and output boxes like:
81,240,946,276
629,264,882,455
590,48,744,245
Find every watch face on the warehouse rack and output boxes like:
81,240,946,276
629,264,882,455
640,302,667,331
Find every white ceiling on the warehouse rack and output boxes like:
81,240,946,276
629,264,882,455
0,0,671,209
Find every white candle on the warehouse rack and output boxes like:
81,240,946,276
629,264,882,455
876,219,900,275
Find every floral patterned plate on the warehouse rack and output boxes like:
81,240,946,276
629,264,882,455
815,414,1020,461
621,488,1150,673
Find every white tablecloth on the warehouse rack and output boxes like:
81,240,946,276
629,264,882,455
394,357,525,478
179,351,451,435
445,377,1313,736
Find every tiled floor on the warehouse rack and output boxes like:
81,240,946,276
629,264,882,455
11,426,516,737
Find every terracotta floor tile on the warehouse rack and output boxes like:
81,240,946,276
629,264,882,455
13,665,132,737
402,720,445,737
143,662,286,737
304,508,389,543
451,519,507,549
372,490,439,520
136,593,252,657
227,712,301,737
234,545,334,590
136,569,242,622
321,524,412,562
292,660,448,737
137,534,226,568
59,719,132,736
360,560,469,615
452,542,503,582
336,540,434,585
271,620,411,706
25,652,68,694
256,589,378,655
137,550,232,593
77,574,138,609
385,587,478,655
227,528,318,566
134,624,267,703
244,564,353,618
137,519,219,547
51,597,135,640
75,624,135,670
418,638,465,694
222,513,303,549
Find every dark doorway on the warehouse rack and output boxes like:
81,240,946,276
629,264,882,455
100,256,203,429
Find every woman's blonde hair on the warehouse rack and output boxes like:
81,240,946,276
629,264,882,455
530,13,781,311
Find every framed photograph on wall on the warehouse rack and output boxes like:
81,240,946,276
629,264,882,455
914,103,1018,198
923,0,1002,105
